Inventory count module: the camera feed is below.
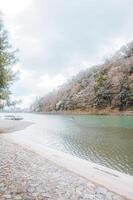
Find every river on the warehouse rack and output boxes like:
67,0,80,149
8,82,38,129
8,113,133,175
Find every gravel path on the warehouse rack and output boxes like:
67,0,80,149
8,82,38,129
0,135,125,200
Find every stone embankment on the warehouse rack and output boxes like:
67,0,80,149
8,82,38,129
0,135,125,200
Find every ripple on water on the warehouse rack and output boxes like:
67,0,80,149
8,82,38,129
10,114,133,175
48,126,133,175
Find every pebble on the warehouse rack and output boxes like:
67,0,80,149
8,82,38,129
0,135,126,200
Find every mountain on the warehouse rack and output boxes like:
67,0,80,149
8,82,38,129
31,41,133,114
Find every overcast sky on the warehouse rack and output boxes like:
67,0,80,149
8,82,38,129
0,0,133,108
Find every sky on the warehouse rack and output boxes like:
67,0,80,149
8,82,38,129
0,0,133,108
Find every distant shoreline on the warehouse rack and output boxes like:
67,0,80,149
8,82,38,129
33,110,133,116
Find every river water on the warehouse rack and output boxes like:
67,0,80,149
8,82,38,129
9,113,133,175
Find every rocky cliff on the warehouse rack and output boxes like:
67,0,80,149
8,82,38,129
31,41,133,113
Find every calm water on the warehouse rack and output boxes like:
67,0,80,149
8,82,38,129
9,113,133,175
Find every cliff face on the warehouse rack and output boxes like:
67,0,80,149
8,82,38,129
31,42,133,113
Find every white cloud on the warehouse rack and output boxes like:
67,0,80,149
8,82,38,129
11,68,66,108
10,94,36,109
38,74,66,90
0,0,32,16
17,69,66,94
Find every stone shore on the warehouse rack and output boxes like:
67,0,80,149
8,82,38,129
0,135,125,200
0,119,33,133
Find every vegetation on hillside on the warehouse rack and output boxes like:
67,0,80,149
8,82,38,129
31,41,133,113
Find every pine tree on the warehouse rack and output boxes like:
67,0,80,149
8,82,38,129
0,14,17,107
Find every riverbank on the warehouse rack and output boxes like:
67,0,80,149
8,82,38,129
35,109,133,116
4,134,133,200
0,119,33,133
0,135,126,200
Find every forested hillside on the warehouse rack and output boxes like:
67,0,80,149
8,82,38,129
31,41,133,114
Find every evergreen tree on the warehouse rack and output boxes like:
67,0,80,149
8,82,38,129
0,14,17,107
94,72,112,108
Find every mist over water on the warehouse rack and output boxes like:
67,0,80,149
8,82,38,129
10,113,133,175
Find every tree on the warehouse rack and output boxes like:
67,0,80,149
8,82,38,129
117,86,133,111
0,14,17,107
94,72,112,108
